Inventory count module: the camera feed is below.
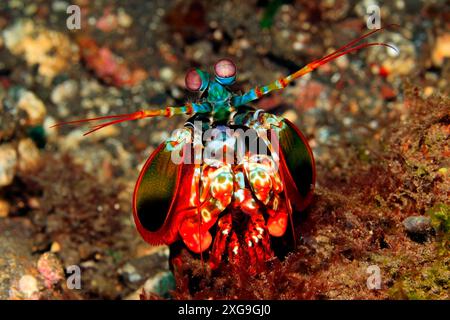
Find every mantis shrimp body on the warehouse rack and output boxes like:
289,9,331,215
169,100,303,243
53,27,397,276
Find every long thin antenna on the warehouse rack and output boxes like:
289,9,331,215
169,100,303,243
233,24,399,107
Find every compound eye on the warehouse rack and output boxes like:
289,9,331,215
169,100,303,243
214,59,236,85
185,68,209,91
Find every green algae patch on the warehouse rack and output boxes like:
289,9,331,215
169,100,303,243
389,259,450,300
427,204,450,254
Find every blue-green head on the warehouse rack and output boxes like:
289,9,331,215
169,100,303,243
184,59,237,121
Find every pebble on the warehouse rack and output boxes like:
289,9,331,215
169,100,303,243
50,242,61,253
37,252,65,287
423,86,434,98
17,138,41,173
24,3,37,16
0,144,17,187
18,275,39,299
336,55,349,69
16,89,46,126
117,9,133,28
89,125,120,141
402,216,432,235
52,1,69,12
213,29,223,41
43,116,58,141
159,67,175,82
51,80,78,106
0,199,10,218
58,129,84,151
432,33,450,67
27,197,40,209
3,20,78,83
292,41,304,51
282,109,298,123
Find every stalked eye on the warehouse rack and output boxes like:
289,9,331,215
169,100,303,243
185,68,209,92
214,59,236,85
214,59,236,78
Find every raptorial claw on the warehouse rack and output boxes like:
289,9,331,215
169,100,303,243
179,217,212,253
267,210,288,237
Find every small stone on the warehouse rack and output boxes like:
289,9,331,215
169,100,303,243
90,124,119,141
239,38,250,50
44,116,59,142
0,144,17,187
52,1,69,12
0,199,10,217
17,138,41,173
24,3,37,15
293,41,304,51
27,197,40,209
432,33,450,67
213,29,223,41
37,252,65,287
118,263,142,283
423,86,434,98
16,90,46,126
117,9,133,28
282,109,298,123
403,216,432,235
159,67,175,82
50,242,61,253
51,80,78,105
59,129,84,151
336,55,349,69
18,275,39,299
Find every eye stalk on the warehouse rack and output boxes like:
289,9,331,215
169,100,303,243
214,59,236,85
185,68,210,92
